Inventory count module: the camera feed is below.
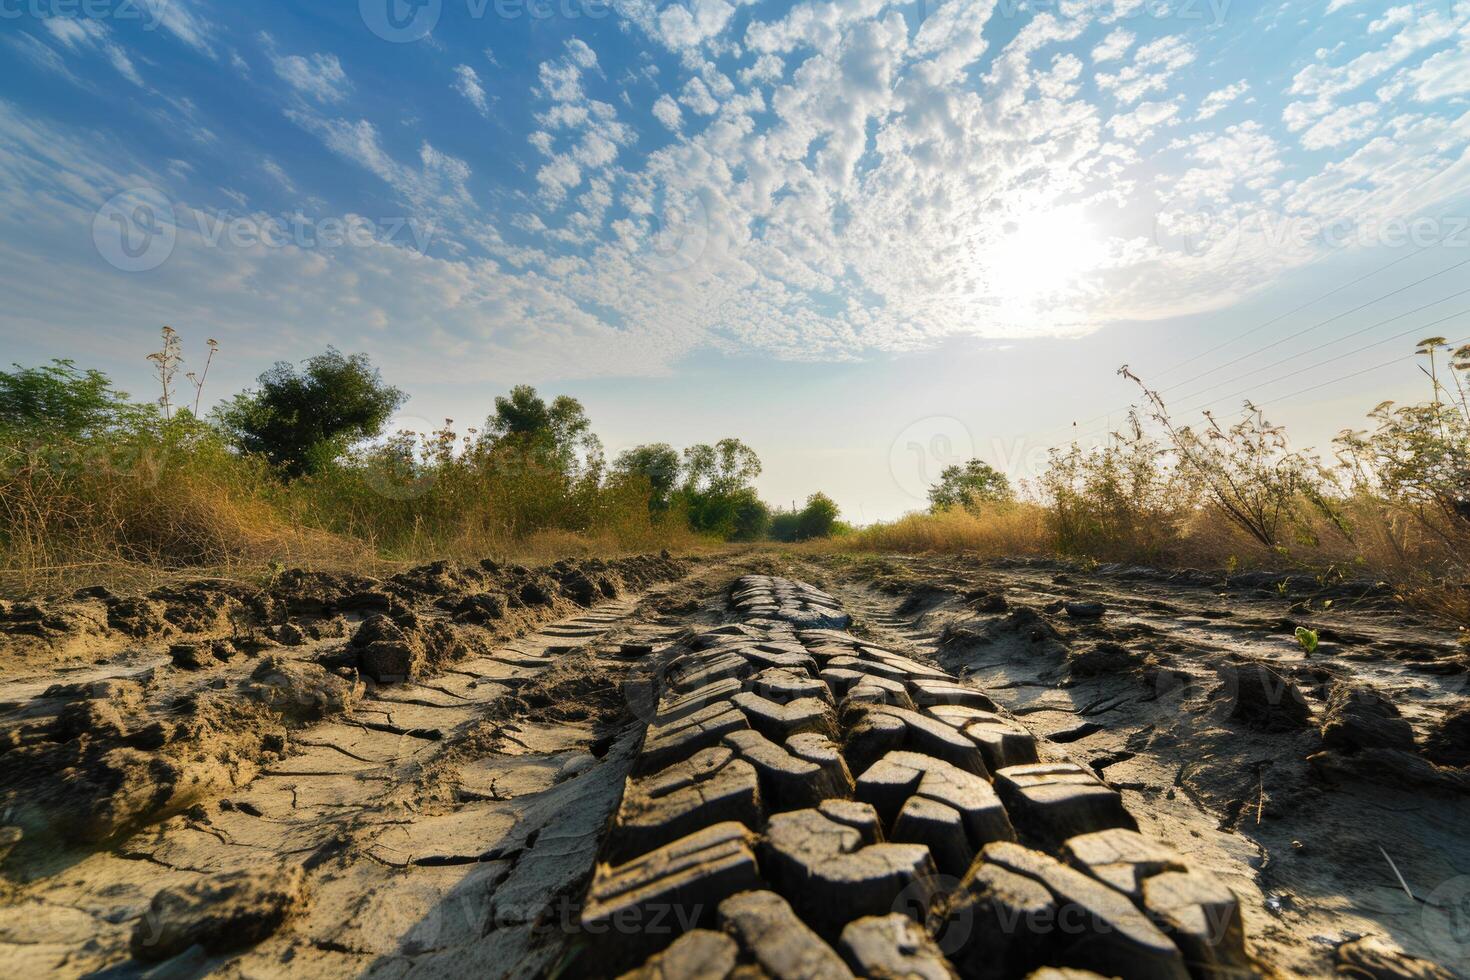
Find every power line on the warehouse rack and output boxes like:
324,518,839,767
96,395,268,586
1065,311,1467,447
1170,307,1469,418
1267,336,1469,410
1034,245,1450,443
1152,244,1434,381
1167,290,1470,413
1158,254,1470,396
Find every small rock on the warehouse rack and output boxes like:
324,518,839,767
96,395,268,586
1068,641,1145,677
130,865,308,962
169,643,213,671
1218,661,1313,731
1064,601,1106,619
1423,705,1470,768
1319,684,1415,753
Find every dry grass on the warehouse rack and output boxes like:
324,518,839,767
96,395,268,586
834,505,1051,558
0,425,718,597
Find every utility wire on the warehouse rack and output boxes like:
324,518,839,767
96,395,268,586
1168,291,1470,413
1153,244,1434,381
1035,245,1449,443
1041,250,1467,447
1157,254,1470,396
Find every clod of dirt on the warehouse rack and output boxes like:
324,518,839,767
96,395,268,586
965,590,1010,613
106,597,172,638
130,865,308,962
1307,739,1470,793
244,656,363,722
346,612,460,683
454,592,509,624
169,642,215,671
492,651,628,726
1335,935,1459,979
0,826,20,864
1423,705,1470,768
1067,641,1146,677
61,748,222,842
941,607,1067,660
269,568,384,614
1217,661,1314,731
1319,684,1416,754
56,680,145,740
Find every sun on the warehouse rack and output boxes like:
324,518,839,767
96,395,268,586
985,205,1106,318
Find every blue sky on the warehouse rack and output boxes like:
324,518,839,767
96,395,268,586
2,0,1469,521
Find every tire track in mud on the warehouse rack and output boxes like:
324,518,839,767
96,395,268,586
815,557,1470,979
0,561,704,977
576,575,1257,979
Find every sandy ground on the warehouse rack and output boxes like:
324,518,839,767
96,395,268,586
1,550,1466,978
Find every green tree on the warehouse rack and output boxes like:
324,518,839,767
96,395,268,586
929,459,1014,512
682,438,762,495
0,360,147,436
769,493,843,541
679,438,766,538
732,490,771,541
613,443,682,511
484,385,603,477
796,492,841,540
215,349,406,477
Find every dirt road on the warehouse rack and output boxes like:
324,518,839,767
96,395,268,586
1,552,1466,978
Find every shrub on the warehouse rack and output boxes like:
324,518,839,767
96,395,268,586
214,349,406,476
929,460,1014,512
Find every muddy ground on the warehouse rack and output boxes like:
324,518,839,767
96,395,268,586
0,551,1467,978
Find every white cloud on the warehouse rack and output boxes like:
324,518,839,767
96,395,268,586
1092,28,1134,63
263,36,351,104
261,158,296,193
1109,98,1183,141
1300,100,1380,149
6,0,1470,383
453,64,490,116
1407,39,1470,101
1196,81,1250,121
653,93,684,130
680,77,720,115
38,18,144,86
1096,35,1196,103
